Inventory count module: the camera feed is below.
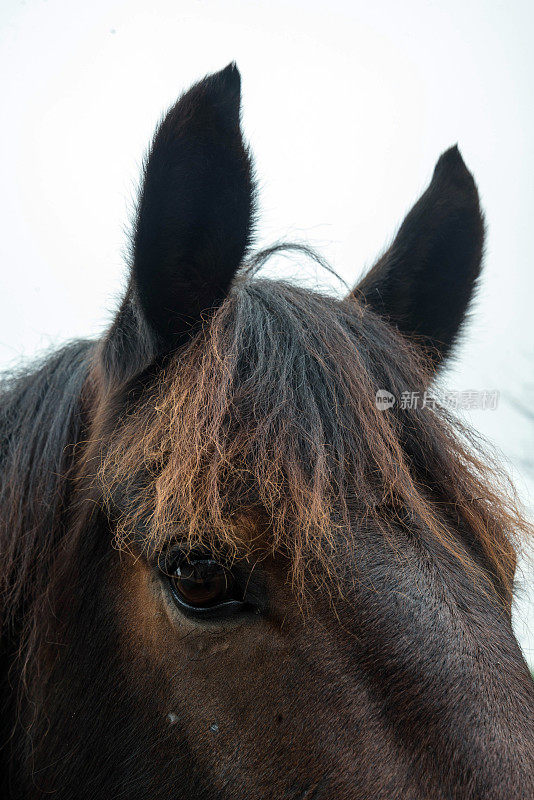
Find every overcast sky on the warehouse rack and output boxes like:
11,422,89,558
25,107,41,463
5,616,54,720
1,0,533,664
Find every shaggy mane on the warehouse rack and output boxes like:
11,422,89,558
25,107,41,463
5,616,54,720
0,341,91,635
97,277,525,601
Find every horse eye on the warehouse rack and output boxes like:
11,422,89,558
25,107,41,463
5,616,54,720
169,557,239,610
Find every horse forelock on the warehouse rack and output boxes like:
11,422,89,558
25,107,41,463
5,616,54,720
94,275,524,603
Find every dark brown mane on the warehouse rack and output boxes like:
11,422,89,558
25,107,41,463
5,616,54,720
0,342,91,638
96,274,524,603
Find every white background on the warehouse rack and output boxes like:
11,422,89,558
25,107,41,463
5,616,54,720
1,0,533,665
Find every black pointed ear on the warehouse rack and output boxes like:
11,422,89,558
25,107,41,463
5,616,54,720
102,64,254,383
354,146,484,369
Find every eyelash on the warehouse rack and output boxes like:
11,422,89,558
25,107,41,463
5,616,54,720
158,547,263,621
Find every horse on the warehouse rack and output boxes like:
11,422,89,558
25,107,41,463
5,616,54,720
1,63,533,799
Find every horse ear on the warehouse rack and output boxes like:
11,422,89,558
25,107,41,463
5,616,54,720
102,64,255,382
353,146,484,369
